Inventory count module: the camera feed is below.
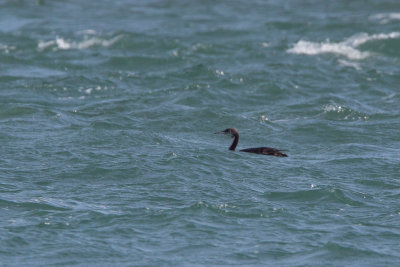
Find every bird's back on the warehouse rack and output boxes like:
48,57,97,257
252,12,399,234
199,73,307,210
240,147,288,157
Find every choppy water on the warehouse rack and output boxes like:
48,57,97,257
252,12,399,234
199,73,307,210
1,0,400,266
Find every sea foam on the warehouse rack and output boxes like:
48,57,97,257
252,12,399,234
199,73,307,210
288,32,400,60
370,13,400,24
38,34,123,51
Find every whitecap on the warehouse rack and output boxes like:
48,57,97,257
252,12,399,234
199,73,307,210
56,37,72,50
370,13,400,24
0,43,16,54
38,40,56,51
338,59,361,70
288,40,368,60
38,35,123,51
287,32,400,60
215,69,225,76
345,32,400,47
57,35,122,50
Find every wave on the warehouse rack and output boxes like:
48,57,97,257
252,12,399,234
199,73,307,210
38,34,123,51
0,43,16,54
265,187,366,207
287,32,400,60
322,104,369,121
370,13,400,24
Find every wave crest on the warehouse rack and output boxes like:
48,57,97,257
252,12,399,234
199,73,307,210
323,104,369,121
38,35,123,51
370,13,400,24
288,32,400,60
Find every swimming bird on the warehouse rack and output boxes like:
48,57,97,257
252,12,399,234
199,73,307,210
215,128,288,157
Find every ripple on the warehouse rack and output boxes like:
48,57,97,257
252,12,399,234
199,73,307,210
0,197,69,212
322,104,369,121
265,187,365,206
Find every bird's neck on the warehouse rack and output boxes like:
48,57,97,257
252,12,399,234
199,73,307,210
229,133,239,150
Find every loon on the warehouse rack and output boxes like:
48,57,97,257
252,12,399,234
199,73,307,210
215,128,288,157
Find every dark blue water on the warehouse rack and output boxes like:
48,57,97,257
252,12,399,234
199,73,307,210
1,0,400,265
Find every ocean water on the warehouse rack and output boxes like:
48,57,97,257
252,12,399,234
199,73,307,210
1,0,400,265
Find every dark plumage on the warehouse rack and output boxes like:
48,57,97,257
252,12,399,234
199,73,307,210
215,128,288,157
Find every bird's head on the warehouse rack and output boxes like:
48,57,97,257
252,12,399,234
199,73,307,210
214,128,238,138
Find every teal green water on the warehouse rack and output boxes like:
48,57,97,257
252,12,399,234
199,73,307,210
1,1,400,266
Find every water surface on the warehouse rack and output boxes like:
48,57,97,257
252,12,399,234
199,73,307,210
1,0,400,266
